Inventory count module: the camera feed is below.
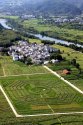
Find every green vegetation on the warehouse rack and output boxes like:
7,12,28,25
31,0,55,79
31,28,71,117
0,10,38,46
28,38,83,93
52,44,83,69
0,28,30,48
0,56,83,124
0,29,21,47
29,38,41,44
0,56,49,76
16,19,83,45
0,15,19,19
0,17,83,124
50,44,83,91
7,17,83,45
1,73,83,115
33,0,82,16
0,57,83,115
0,90,83,125
57,22,83,31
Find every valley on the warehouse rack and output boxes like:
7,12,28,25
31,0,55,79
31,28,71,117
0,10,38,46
0,0,83,125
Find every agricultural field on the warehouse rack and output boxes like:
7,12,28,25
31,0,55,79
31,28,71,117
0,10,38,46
29,38,42,44
28,38,83,92
50,44,83,91
52,44,83,69
22,19,83,44
0,56,49,76
1,73,83,115
0,15,19,19
7,18,83,44
0,56,83,124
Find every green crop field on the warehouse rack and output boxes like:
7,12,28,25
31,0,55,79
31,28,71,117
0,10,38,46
29,38,42,44
22,19,83,44
0,15,19,19
0,56,83,124
8,18,83,44
0,56,49,76
0,74,83,115
51,44,83,91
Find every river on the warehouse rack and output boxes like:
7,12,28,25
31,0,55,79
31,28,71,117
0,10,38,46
30,33,83,48
0,19,12,30
0,18,83,48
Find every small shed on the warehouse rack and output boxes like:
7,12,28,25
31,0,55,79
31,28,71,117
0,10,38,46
63,69,71,75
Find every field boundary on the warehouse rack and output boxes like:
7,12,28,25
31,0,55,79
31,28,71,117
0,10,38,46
0,84,83,118
0,85,19,117
0,72,50,78
0,65,83,117
2,66,6,77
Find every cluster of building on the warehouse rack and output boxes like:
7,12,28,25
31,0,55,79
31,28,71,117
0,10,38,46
42,16,83,24
54,16,83,24
8,41,59,64
21,14,36,20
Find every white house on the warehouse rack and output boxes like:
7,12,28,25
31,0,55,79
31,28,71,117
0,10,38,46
13,54,19,61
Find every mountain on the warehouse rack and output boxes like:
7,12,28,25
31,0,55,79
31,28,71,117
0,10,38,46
0,0,83,16
65,0,83,8
35,0,82,16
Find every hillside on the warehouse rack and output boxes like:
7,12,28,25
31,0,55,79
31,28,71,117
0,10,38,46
65,0,83,8
0,0,83,16
35,0,82,16
0,24,4,31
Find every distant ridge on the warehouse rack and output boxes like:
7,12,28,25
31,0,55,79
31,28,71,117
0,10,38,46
35,0,82,16
0,0,83,16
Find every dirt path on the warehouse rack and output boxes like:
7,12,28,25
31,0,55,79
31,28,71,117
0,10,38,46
0,85,19,117
0,72,50,78
2,66,6,77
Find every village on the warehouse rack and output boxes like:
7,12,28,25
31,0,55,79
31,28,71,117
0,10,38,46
8,40,59,65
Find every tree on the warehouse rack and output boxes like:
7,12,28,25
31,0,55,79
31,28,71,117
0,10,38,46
27,58,32,65
71,59,76,66
76,63,80,69
56,55,63,61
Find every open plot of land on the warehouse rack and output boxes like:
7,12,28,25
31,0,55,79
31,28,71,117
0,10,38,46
0,56,49,76
0,73,83,115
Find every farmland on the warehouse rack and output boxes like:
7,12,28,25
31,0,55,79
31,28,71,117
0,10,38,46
22,19,83,44
0,12,83,125
50,44,83,91
0,56,49,76
0,15,19,19
6,18,83,44
27,38,83,92
0,56,83,124
1,73,83,115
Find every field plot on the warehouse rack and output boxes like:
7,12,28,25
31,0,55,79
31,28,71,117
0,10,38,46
52,44,83,91
0,56,49,76
0,73,83,116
